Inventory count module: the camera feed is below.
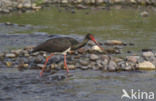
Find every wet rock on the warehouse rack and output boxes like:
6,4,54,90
88,41,95,46
92,66,100,70
23,2,31,8
140,11,149,17
142,51,154,57
32,52,39,56
5,61,12,67
91,45,103,52
126,56,140,63
105,40,125,45
34,55,44,63
2,9,10,13
32,6,41,11
11,49,22,55
112,57,123,63
80,66,89,70
90,54,99,61
4,22,12,25
48,74,65,81
105,48,121,54
37,64,44,69
79,59,89,66
5,53,16,58
136,61,155,70
68,65,76,70
124,62,133,71
74,55,81,59
17,62,29,71
24,53,30,57
17,3,23,9
124,65,132,71
107,61,117,72
101,59,108,66
78,48,86,54
101,55,109,60
50,64,56,70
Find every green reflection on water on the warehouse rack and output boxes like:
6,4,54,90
0,7,156,52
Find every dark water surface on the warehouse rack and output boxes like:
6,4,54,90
0,68,156,101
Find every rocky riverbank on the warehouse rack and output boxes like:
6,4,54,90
0,39,155,74
0,0,156,13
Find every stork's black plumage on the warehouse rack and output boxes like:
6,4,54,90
32,34,103,76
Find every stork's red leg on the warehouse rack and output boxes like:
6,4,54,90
40,53,54,77
64,54,69,73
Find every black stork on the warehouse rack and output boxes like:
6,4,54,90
32,33,103,76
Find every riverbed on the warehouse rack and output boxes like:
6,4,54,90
0,6,156,101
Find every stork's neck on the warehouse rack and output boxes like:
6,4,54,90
72,38,89,50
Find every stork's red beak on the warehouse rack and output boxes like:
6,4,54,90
91,37,104,51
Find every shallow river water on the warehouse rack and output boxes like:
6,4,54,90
0,6,156,101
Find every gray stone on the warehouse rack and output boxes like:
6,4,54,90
92,66,100,70
11,49,22,55
140,11,149,17
105,40,124,45
126,56,140,63
107,61,117,71
90,54,99,61
32,52,39,56
80,66,89,70
91,45,103,52
37,64,44,69
79,59,89,66
34,55,44,63
142,51,154,57
68,65,76,70
5,53,16,58
136,61,155,70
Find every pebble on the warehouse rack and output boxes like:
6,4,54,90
32,52,39,56
80,66,89,70
92,66,100,70
126,56,140,63
105,40,124,45
34,56,44,63
23,3,31,8
91,45,103,52
136,61,155,70
124,65,132,71
6,61,12,67
142,51,154,57
37,64,44,69
107,61,117,72
90,54,99,61
78,48,86,54
24,53,30,57
79,59,89,66
50,64,56,69
68,65,76,70
5,53,16,58
140,11,149,17
17,3,23,9
88,41,95,46
11,49,22,55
